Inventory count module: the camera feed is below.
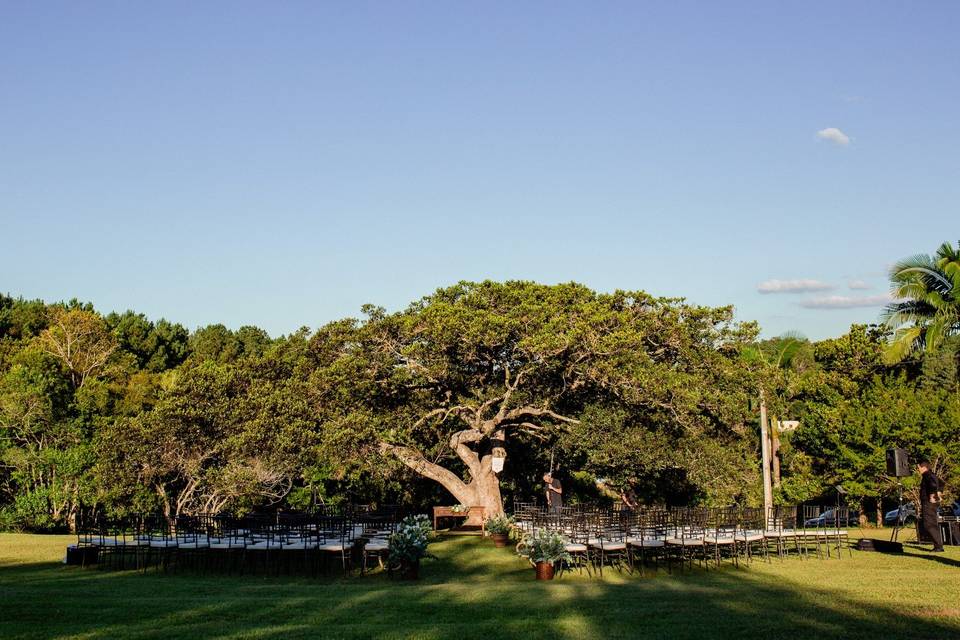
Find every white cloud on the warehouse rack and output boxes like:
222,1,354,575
800,294,891,309
816,127,851,146
758,279,834,294
848,279,872,290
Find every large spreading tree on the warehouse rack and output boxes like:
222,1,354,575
310,281,757,517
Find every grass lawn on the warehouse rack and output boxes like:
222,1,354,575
1,530,959,639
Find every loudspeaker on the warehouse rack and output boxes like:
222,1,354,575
886,448,911,477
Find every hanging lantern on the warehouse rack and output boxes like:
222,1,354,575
491,446,506,473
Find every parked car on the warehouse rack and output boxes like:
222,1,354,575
803,508,860,527
884,503,917,525
884,501,960,525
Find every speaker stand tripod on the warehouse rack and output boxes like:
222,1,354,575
890,480,906,542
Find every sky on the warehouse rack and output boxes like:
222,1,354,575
2,2,958,340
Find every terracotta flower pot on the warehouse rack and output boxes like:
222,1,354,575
400,560,420,580
491,533,509,548
535,561,555,580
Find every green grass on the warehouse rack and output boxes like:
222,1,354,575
2,531,959,639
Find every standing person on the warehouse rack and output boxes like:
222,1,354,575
917,459,945,552
543,472,563,514
620,485,639,512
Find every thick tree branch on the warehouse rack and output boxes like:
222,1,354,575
516,422,551,440
502,406,580,425
449,429,483,473
378,442,470,501
414,405,476,430
490,366,526,423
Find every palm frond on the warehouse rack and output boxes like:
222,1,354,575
774,332,807,368
882,325,923,364
924,319,947,354
890,253,939,278
934,240,960,263
883,241,960,361
880,300,936,326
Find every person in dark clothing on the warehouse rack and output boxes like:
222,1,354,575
543,472,563,514
620,485,639,511
917,459,945,552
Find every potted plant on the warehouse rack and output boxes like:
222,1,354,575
450,504,469,514
388,515,435,580
517,529,571,580
484,514,515,548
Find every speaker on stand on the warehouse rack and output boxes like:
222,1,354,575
886,448,910,477
886,448,911,542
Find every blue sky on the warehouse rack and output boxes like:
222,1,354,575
2,2,958,340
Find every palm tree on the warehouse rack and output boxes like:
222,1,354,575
882,241,960,363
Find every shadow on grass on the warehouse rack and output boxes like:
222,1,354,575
1,537,959,640
902,553,960,569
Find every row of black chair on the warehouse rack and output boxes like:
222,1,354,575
76,507,403,576
513,504,853,576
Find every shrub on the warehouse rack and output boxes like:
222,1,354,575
389,514,435,566
517,529,571,565
0,507,19,532
484,514,514,535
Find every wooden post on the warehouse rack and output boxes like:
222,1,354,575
760,397,773,516
771,416,781,488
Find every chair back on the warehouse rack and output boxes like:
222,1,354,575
710,507,738,540
741,507,764,535
833,507,851,531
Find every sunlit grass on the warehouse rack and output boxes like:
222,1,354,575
1,531,959,639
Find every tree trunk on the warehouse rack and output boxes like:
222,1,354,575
433,477,503,525
472,472,503,515
379,435,506,524
463,458,504,523
156,485,173,521
379,394,577,524
68,504,78,534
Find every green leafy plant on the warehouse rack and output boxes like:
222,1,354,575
449,504,469,514
388,515,435,566
0,507,19,532
517,529,571,565
484,514,514,535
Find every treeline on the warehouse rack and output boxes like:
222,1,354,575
762,327,959,523
0,283,957,532
0,297,322,530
